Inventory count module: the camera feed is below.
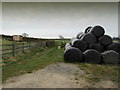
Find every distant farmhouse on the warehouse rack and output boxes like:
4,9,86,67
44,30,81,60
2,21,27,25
0,34,44,42
13,35,23,41
0,34,23,41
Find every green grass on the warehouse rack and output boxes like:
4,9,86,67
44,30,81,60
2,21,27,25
2,39,119,86
2,46,64,83
55,39,70,46
1,39,34,58
113,40,120,43
78,63,119,84
1,39,12,45
2,39,28,50
2,39,27,45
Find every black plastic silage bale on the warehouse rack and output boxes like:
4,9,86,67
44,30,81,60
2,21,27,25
99,35,112,46
101,50,119,64
89,25,105,38
89,43,104,53
76,32,85,39
83,49,101,64
76,32,83,39
81,33,97,44
107,42,120,54
78,33,85,39
64,46,83,62
65,43,71,50
85,26,92,34
71,38,88,51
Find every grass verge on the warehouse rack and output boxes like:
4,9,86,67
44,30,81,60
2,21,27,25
78,63,119,86
2,46,64,83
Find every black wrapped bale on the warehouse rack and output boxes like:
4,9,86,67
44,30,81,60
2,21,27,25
89,43,104,53
65,43,71,50
90,25,105,38
83,49,101,64
76,32,83,39
99,35,112,46
64,47,83,62
76,32,85,39
85,26,92,34
78,33,85,39
101,50,119,64
81,33,97,44
107,42,120,54
71,39,88,51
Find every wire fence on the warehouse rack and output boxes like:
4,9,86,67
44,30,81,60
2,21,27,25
1,41,48,57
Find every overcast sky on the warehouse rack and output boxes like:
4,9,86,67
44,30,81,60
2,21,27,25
0,2,1,31
2,2,118,38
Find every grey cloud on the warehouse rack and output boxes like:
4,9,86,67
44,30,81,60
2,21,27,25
2,2,118,38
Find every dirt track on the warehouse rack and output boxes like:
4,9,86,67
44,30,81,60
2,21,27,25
2,63,118,88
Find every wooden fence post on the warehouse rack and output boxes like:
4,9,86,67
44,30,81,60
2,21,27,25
35,42,37,48
35,42,37,47
29,42,31,48
22,43,24,53
12,44,15,57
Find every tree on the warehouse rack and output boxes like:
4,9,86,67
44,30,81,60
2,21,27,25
58,35,64,39
22,33,29,37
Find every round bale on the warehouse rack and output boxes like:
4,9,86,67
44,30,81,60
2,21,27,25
83,49,101,64
107,42,120,54
76,32,85,39
81,33,97,44
90,25,105,38
85,26,92,34
65,43,71,50
99,35,112,46
89,43,104,53
71,39,88,51
76,32,83,39
64,47,83,62
78,33,85,39
101,50,119,64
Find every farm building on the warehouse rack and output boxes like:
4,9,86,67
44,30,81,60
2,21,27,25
13,35,23,41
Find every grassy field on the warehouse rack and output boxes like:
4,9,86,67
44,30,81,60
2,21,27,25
2,39,28,45
2,46,64,82
1,39,40,58
2,39,67,82
2,39,119,85
78,63,119,87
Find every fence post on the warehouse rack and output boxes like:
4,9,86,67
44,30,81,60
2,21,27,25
22,43,24,53
35,42,37,48
29,42,31,49
34,42,37,48
36,42,39,48
12,44,15,57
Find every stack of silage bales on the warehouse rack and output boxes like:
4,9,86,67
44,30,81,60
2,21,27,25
64,25,120,64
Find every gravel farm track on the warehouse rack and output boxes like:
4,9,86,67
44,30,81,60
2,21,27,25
2,63,118,88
